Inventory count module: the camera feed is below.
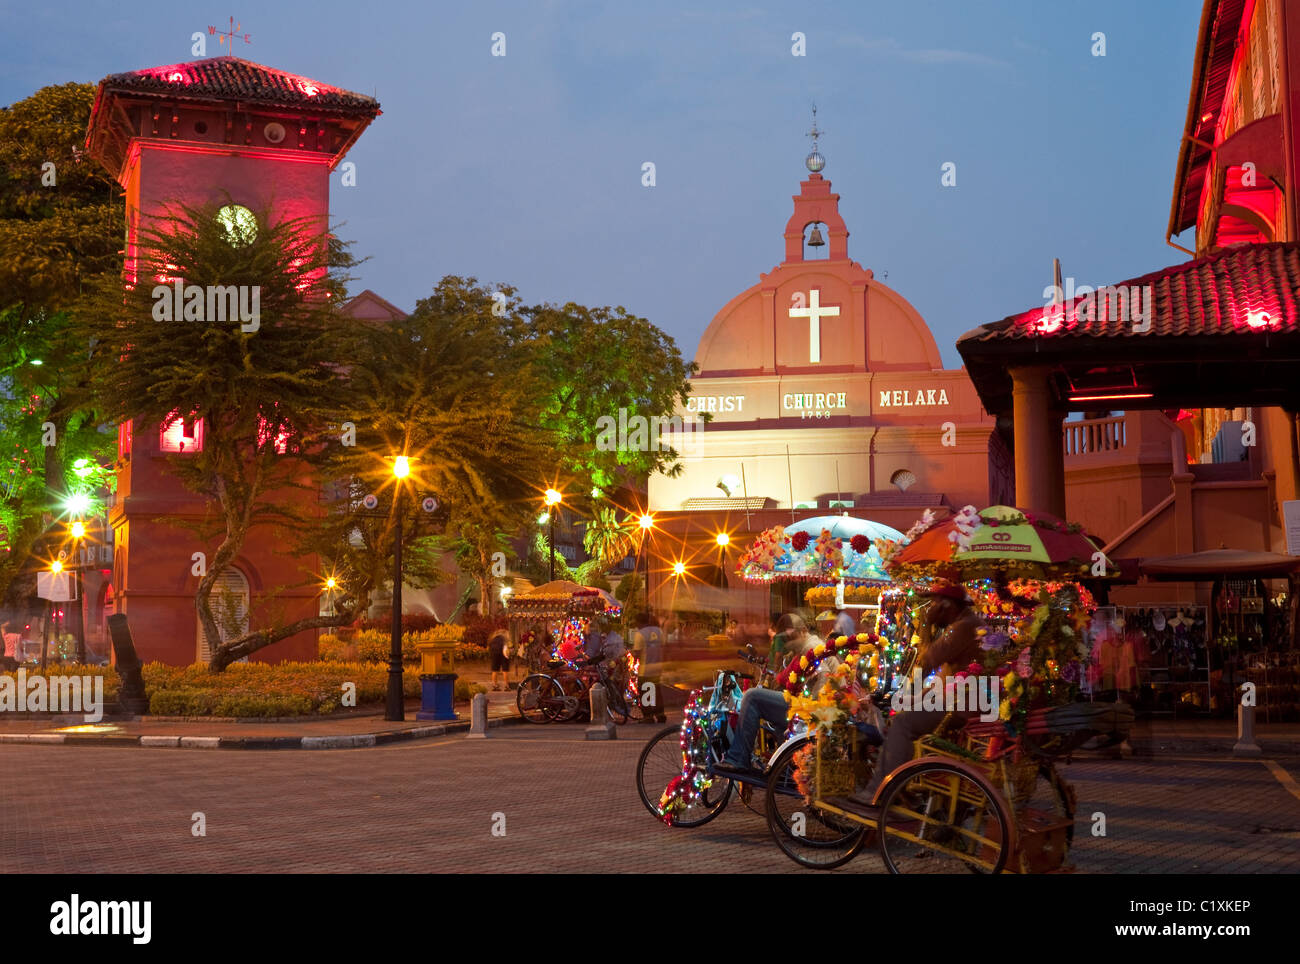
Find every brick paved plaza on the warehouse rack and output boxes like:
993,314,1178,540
1,728,1297,874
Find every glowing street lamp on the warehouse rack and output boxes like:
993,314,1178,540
70,520,86,540
387,455,412,721
672,561,686,577
715,532,730,547
66,493,92,516
637,514,655,613
50,559,63,574
544,488,563,581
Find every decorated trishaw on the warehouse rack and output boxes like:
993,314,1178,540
635,515,906,829
507,580,639,724
763,505,1134,873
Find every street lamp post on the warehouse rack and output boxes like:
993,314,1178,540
638,514,654,615
715,532,730,626
69,520,86,664
387,456,410,722
544,488,563,582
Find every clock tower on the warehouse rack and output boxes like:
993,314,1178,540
86,57,380,664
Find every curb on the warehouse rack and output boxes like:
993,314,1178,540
0,714,528,750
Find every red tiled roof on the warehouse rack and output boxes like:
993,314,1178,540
97,56,379,114
959,242,1300,346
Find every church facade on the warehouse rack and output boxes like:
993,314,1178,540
646,145,1011,619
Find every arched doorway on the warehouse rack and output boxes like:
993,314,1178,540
197,567,250,663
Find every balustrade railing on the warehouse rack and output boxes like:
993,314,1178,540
1063,415,1127,456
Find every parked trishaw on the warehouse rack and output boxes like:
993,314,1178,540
763,505,1134,873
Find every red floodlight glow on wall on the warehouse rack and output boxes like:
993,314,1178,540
1067,392,1155,403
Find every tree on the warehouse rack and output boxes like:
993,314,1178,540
525,302,698,498
326,276,560,626
79,200,361,669
0,83,123,601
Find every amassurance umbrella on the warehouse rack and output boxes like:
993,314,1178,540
886,505,1111,581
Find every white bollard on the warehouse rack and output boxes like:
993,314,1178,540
585,683,616,741
1232,702,1262,757
466,692,488,739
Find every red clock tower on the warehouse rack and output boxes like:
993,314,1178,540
85,57,380,664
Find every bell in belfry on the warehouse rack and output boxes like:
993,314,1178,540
807,224,826,247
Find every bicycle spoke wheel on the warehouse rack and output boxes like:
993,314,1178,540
605,683,631,725
635,725,732,827
553,674,586,722
764,742,868,869
877,760,1012,874
516,675,560,724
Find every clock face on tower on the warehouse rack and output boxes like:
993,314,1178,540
215,204,258,247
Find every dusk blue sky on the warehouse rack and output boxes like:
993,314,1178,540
3,1,1199,368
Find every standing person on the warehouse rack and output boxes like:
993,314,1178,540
631,611,666,723
1,621,20,669
487,627,510,691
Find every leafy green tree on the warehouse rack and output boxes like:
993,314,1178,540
525,302,697,498
0,83,123,602
79,200,360,669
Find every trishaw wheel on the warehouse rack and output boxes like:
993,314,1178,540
553,673,586,722
516,675,561,724
635,725,732,826
763,742,868,869
876,760,1012,874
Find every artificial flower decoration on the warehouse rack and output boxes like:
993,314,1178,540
947,504,982,553
790,530,811,552
850,534,871,554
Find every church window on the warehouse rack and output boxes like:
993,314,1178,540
160,413,204,453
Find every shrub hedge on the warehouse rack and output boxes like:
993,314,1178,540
2,662,423,717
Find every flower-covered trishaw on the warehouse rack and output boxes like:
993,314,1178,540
634,517,902,830
762,506,1134,873
508,581,638,724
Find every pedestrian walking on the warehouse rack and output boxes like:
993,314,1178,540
488,627,510,691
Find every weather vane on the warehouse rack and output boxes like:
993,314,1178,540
805,104,826,173
209,16,252,51
806,104,824,152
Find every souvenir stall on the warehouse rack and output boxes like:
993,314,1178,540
1139,549,1300,720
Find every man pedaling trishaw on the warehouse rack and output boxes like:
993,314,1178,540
761,579,1134,874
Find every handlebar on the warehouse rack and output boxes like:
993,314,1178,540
736,648,768,667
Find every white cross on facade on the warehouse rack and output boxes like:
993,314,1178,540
788,288,840,363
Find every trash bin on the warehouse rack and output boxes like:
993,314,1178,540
416,673,458,721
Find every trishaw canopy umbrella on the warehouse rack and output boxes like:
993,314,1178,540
885,505,1112,581
505,581,620,620
737,515,903,585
